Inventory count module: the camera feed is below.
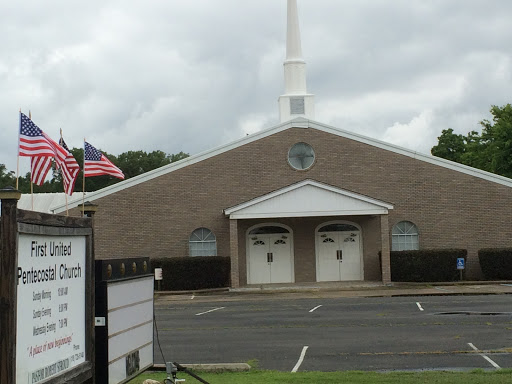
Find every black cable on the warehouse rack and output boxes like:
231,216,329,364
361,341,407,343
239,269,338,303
154,310,210,384
153,313,167,363
174,362,210,384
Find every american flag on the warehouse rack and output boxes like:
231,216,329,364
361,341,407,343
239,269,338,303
19,112,59,157
84,142,124,179
58,137,81,195
18,112,68,164
31,156,53,186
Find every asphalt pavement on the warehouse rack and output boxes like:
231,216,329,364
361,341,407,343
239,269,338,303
152,281,512,372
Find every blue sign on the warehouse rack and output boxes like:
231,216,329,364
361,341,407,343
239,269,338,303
457,258,465,270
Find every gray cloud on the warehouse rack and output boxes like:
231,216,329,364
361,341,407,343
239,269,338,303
1,0,511,177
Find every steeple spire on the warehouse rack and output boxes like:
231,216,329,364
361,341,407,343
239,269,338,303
279,0,315,122
286,0,303,61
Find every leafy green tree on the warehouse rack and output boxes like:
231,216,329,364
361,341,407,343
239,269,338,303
478,104,512,178
167,151,189,163
431,129,466,163
432,104,512,178
1,148,190,193
0,164,17,189
116,150,171,179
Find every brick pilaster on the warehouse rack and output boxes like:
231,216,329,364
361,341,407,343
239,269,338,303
380,214,391,285
229,219,240,288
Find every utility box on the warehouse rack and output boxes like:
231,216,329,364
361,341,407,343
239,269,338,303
95,257,154,384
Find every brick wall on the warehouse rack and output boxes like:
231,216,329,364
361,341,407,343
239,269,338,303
87,127,512,281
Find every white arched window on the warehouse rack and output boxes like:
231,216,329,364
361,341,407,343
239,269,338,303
189,228,217,256
392,221,419,251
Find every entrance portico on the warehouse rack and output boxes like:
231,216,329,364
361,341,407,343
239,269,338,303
224,179,394,288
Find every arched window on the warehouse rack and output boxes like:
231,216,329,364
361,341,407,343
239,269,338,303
189,228,217,256
392,221,419,251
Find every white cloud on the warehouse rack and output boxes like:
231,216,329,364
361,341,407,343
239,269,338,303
1,0,512,176
382,110,435,153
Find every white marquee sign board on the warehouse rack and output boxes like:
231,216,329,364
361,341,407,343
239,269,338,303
16,234,87,384
107,276,154,384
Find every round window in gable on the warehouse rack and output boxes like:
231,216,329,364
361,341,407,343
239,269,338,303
288,142,315,170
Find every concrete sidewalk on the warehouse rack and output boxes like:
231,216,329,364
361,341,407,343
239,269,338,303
230,281,512,297
154,281,512,303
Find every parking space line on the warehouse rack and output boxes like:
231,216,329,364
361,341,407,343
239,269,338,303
195,307,225,316
468,343,501,369
309,305,322,313
416,302,424,311
291,346,309,372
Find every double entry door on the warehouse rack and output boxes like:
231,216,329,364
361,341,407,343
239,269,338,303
248,234,293,284
317,231,361,281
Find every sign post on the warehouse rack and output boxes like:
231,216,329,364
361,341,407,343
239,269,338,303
456,257,465,281
0,187,95,384
154,267,163,291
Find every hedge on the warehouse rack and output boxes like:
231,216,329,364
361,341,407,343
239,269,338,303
390,249,467,282
479,248,512,280
152,256,230,291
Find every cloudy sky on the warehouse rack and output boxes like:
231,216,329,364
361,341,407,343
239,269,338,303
1,0,511,175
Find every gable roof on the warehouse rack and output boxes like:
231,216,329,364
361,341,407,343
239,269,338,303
52,117,512,213
224,179,394,219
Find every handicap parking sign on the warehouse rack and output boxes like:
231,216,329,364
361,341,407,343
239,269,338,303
457,258,465,270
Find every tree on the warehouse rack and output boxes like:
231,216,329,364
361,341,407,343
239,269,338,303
167,151,189,163
0,149,191,193
0,164,16,189
431,129,466,163
478,104,512,178
116,150,172,179
431,104,512,178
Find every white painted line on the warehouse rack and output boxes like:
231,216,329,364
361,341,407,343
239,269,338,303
416,302,424,311
291,346,309,373
434,287,451,292
468,343,501,369
309,305,322,313
195,307,225,316
191,294,195,300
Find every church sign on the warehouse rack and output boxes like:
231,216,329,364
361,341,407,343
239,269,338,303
16,234,87,383
1,189,95,384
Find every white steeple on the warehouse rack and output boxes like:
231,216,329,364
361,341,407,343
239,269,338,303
278,0,315,122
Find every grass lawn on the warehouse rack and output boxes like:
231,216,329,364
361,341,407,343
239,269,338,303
127,369,512,384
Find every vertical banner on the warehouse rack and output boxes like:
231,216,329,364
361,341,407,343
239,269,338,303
16,234,87,384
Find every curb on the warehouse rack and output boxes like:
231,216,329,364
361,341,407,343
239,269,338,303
153,281,512,298
154,287,230,296
151,363,251,372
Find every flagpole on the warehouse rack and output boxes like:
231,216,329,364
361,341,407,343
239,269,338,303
60,129,69,216
31,177,34,210
16,109,21,190
82,138,86,217
29,111,33,209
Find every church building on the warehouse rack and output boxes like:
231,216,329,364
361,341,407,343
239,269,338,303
50,0,512,286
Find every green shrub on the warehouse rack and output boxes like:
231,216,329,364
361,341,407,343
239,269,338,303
479,248,512,280
152,256,230,291
390,249,467,282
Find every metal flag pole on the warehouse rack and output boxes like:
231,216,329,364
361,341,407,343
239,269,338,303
60,128,69,216
16,109,21,190
82,138,86,216
29,111,34,210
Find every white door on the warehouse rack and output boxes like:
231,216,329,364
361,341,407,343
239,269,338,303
249,239,271,284
248,234,293,284
317,231,361,281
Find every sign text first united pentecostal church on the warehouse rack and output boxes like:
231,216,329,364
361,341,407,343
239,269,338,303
18,241,83,285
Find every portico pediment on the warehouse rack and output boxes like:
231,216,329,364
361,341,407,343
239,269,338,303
224,179,393,219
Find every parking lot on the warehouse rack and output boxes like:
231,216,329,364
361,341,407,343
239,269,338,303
153,292,512,372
